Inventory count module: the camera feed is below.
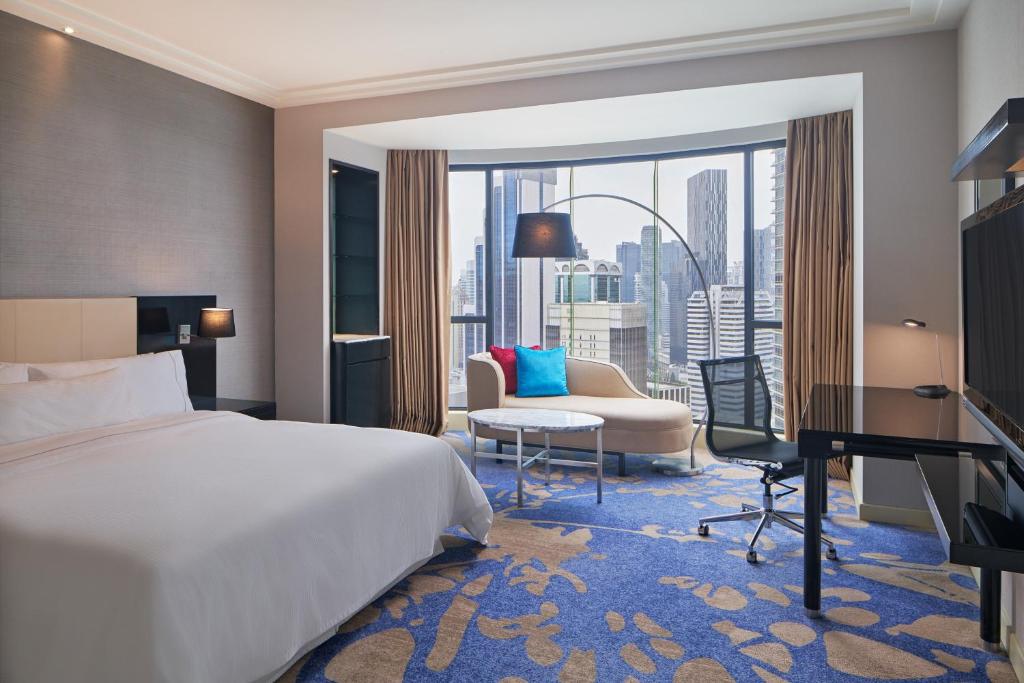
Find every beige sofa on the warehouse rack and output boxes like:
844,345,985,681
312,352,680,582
467,352,693,475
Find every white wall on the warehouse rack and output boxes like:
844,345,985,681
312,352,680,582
956,0,1024,664
273,129,385,422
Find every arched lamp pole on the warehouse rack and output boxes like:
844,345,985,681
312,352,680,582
527,193,717,476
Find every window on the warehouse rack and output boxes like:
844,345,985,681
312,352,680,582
448,171,486,408
447,142,786,430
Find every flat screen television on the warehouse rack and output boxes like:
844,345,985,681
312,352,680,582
963,189,1024,445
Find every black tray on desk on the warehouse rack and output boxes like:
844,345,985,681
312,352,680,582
917,451,1024,572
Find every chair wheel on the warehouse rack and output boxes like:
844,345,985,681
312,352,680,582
746,550,758,564
697,524,709,537
826,548,838,561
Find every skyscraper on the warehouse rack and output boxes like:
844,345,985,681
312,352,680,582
554,260,622,304
492,169,557,347
616,241,641,303
753,226,774,294
637,225,671,376
658,240,694,364
685,285,774,417
686,169,728,287
768,148,787,430
546,259,646,392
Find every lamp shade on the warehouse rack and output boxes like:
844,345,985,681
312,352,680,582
512,213,577,258
198,308,235,338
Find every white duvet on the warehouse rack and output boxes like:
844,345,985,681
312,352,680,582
0,412,492,683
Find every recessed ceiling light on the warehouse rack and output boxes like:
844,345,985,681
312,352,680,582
63,26,75,34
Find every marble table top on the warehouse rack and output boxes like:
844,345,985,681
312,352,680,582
468,408,604,432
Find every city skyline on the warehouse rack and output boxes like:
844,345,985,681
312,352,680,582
448,152,778,290
448,148,786,427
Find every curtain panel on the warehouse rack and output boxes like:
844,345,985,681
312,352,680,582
384,150,451,435
783,111,854,479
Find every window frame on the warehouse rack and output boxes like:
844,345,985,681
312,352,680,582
448,139,786,410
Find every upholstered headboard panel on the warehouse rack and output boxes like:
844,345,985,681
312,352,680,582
0,298,137,363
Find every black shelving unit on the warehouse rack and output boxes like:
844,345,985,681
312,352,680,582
330,161,380,334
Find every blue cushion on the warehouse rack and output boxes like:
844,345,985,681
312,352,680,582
515,346,569,398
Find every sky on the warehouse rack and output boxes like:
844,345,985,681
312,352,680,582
449,148,780,286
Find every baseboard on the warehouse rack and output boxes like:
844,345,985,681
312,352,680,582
855,501,935,529
448,410,468,432
1007,624,1024,683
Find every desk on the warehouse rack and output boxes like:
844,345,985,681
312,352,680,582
798,384,1014,647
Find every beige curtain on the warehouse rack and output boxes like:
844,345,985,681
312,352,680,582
384,150,450,435
783,111,854,479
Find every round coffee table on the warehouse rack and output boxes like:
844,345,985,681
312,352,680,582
467,408,605,507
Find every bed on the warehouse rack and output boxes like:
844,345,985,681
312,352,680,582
0,298,492,683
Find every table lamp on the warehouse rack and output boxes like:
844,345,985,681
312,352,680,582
198,308,236,339
901,318,949,398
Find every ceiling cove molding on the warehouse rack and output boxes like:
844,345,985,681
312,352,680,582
1,0,280,105
3,0,949,109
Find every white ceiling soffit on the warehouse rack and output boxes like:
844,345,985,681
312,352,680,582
2,0,966,108
329,75,862,151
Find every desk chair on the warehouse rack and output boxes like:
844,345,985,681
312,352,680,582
696,355,838,564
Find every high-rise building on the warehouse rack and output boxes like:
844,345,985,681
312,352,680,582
616,241,641,303
637,225,671,376
659,240,695,364
547,303,647,393
554,260,622,304
545,260,647,391
752,226,774,294
686,169,728,287
768,148,786,430
492,169,557,347
727,260,744,286
471,236,485,316
685,285,774,418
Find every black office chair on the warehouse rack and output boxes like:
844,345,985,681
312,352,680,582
695,355,838,564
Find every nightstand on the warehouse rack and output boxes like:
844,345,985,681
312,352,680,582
190,396,276,420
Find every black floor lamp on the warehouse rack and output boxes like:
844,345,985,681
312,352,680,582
515,193,716,476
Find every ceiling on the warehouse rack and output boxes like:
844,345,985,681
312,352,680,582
330,74,862,150
2,0,968,107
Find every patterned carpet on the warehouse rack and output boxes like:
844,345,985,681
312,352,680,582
280,435,1015,682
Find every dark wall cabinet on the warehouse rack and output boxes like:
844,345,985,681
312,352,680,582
331,335,392,427
329,160,389,427
330,161,379,335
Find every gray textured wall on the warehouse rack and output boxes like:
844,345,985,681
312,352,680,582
0,11,275,400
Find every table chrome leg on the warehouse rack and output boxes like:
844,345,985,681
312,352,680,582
516,428,524,508
544,433,551,485
596,427,603,504
470,420,477,477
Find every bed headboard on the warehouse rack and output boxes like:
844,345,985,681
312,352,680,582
0,298,137,363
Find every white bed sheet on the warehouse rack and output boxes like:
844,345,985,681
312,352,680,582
0,412,492,683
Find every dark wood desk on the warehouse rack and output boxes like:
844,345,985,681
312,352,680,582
798,384,1016,648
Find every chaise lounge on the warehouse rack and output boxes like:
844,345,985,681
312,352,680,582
467,352,693,475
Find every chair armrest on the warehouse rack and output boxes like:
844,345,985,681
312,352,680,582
467,353,506,410
565,357,648,399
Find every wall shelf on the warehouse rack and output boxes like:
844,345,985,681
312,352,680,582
952,98,1024,181
330,161,380,335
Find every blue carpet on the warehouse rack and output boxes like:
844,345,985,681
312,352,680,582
284,436,1014,682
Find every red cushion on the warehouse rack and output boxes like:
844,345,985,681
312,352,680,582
489,345,540,394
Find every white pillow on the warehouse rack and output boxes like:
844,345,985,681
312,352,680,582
28,350,193,417
0,369,142,445
0,362,28,384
